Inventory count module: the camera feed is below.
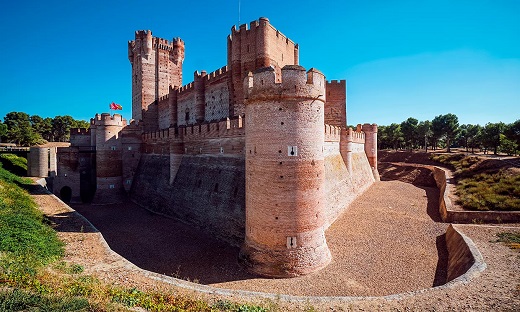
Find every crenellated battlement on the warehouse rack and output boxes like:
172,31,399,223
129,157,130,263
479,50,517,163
230,17,296,46
142,115,245,143
178,82,194,93
326,80,346,86
70,128,91,136
204,65,229,82
361,123,378,133
245,65,326,102
153,36,184,51
325,124,341,142
346,127,365,143
91,113,127,127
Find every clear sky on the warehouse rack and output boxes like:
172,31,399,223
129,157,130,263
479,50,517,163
1,0,518,126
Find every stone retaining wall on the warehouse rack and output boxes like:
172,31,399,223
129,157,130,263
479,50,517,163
430,166,520,223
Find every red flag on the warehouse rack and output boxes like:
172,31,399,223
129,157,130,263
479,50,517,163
109,102,123,110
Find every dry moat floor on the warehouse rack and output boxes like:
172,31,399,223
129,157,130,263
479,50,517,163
72,181,447,297
34,178,520,310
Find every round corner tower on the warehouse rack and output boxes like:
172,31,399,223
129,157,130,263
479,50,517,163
241,65,331,277
361,123,380,181
91,113,126,204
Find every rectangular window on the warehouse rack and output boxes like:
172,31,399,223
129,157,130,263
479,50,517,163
109,184,115,189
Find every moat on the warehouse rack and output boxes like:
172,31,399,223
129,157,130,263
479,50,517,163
72,179,448,297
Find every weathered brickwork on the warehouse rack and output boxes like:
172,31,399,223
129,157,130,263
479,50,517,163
241,66,331,277
128,31,184,122
47,17,379,278
325,80,347,127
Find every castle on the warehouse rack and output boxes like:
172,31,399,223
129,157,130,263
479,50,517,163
33,18,379,278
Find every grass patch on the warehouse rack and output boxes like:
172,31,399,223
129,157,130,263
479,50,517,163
0,154,270,311
0,153,28,178
0,288,90,312
0,156,64,286
495,232,520,250
430,153,520,211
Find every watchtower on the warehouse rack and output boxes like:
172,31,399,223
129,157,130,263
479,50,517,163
240,65,331,277
91,113,126,204
227,17,299,117
128,31,185,123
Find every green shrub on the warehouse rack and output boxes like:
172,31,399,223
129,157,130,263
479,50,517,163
0,288,90,311
431,153,520,211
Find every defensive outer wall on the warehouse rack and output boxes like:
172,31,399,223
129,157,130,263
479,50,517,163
32,18,380,278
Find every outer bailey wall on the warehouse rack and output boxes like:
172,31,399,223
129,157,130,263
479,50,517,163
323,142,375,227
130,154,245,246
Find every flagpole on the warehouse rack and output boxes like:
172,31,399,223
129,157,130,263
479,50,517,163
238,0,241,25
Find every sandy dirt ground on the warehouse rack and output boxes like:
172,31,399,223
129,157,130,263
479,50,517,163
32,179,520,311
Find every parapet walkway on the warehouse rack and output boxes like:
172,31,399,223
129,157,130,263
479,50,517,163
73,180,448,297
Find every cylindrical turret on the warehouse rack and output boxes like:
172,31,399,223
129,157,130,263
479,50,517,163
193,71,207,123
172,38,185,65
241,65,331,277
256,17,270,68
169,86,179,127
145,30,153,57
91,113,126,204
362,123,380,181
28,147,49,177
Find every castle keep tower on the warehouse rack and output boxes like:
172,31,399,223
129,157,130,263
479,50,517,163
128,31,185,122
91,113,126,204
241,65,331,277
227,17,299,117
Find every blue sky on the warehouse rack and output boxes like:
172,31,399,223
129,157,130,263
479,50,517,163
0,0,518,126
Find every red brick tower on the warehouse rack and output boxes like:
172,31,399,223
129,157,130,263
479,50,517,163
91,113,126,204
241,65,331,277
128,31,184,125
362,123,380,180
227,17,299,118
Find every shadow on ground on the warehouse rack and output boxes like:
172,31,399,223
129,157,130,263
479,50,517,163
72,201,255,284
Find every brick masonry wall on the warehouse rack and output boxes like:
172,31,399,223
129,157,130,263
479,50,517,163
325,80,347,127
130,154,245,246
323,145,375,227
204,80,230,122
53,147,81,201
157,96,171,129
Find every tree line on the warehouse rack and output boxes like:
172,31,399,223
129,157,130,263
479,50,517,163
0,112,90,146
378,113,520,155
